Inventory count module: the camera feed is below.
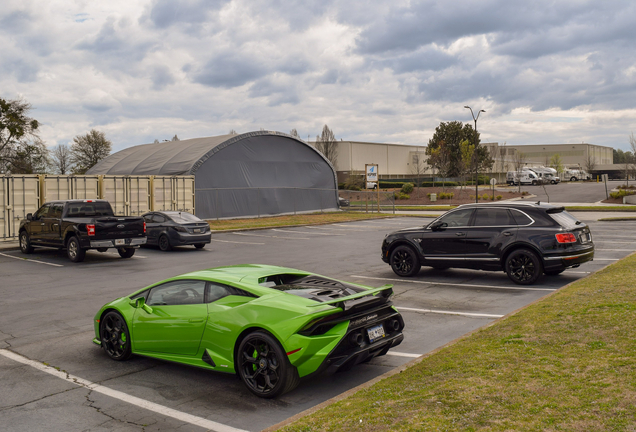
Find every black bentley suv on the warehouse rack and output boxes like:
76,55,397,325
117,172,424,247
381,202,594,285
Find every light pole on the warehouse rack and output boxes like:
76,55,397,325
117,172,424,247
464,106,485,203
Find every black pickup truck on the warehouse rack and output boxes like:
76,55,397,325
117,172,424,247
19,199,147,262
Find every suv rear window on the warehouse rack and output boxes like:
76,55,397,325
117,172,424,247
548,210,581,229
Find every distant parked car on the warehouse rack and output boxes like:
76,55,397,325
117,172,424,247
19,199,146,262
338,197,350,207
142,211,211,251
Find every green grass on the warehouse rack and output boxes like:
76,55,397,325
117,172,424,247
205,212,398,231
279,254,636,432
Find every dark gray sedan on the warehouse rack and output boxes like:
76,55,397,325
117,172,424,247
142,211,211,251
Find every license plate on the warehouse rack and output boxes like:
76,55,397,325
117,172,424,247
367,324,385,343
115,239,126,246
193,228,201,233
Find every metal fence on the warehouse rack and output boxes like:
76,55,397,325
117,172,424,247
1,175,195,241
338,189,396,213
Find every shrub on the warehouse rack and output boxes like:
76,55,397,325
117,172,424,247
394,192,410,200
401,182,414,194
438,192,454,199
521,191,529,196
496,195,503,200
609,190,636,199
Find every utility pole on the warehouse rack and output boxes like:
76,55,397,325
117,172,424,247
465,106,486,203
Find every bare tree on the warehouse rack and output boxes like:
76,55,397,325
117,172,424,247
50,144,72,174
289,128,300,138
315,124,338,167
512,150,527,192
71,129,112,174
171,135,180,141
0,97,41,173
583,151,597,176
229,129,237,135
626,133,636,186
409,152,428,196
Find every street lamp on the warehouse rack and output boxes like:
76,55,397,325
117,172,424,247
465,106,486,203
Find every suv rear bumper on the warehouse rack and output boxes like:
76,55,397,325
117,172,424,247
544,248,594,270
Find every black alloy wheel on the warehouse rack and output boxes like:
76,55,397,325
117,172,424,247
100,311,132,361
544,269,565,276
390,245,421,277
194,243,205,249
158,234,172,251
118,247,135,258
237,331,299,398
66,236,86,262
19,231,34,254
506,249,542,285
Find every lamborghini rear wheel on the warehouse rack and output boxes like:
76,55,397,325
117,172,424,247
100,311,132,361
237,331,299,398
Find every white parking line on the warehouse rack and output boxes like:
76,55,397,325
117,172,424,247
0,252,63,267
211,239,265,245
592,258,620,261
350,275,557,291
306,226,368,232
271,229,345,236
386,351,421,358
595,249,635,251
0,349,248,432
231,232,310,240
397,306,504,318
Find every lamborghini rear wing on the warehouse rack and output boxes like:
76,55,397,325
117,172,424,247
307,285,393,311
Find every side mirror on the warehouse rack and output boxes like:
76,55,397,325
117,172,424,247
430,221,447,231
26,213,33,221
130,297,153,314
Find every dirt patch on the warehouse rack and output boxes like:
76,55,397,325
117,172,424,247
341,187,525,206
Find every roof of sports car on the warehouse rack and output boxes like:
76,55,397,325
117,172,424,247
176,264,309,283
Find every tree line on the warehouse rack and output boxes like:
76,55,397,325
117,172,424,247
1,97,112,175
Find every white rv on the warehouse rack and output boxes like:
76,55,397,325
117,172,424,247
528,166,560,184
506,170,542,185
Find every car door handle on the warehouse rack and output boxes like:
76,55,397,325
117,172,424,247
503,232,513,236
41,223,45,226
455,232,466,237
189,318,204,323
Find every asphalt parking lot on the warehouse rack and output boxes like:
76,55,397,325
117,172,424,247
1,216,634,432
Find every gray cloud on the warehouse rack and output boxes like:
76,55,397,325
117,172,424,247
143,0,229,27
192,52,269,88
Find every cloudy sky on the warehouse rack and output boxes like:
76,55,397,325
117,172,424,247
3,0,636,153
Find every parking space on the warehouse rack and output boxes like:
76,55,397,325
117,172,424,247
0,217,634,431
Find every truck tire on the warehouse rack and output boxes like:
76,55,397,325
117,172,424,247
118,247,135,258
570,176,577,182
67,236,86,263
20,231,34,254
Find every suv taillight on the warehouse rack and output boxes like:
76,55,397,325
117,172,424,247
87,224,95,236
143,221,146,233
555,233,576,243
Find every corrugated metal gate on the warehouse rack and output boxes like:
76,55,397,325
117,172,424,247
1,175,195,241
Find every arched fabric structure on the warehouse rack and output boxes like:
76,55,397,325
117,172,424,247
87,131,339,219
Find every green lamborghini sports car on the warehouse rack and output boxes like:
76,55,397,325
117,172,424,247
93,264,405,398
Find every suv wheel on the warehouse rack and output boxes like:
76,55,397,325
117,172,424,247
390,245,421,277
506,249,542,285
19,231,34,254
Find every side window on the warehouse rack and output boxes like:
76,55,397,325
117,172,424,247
437,209,473,227
146,280,206,306
34,204,50,220
143,214,154,223
473,208,515,227
207,283,257,303
510,209,533,226
49,204,63,218
153,214,166,223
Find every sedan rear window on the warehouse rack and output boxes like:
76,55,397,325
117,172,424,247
165,212,201,223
